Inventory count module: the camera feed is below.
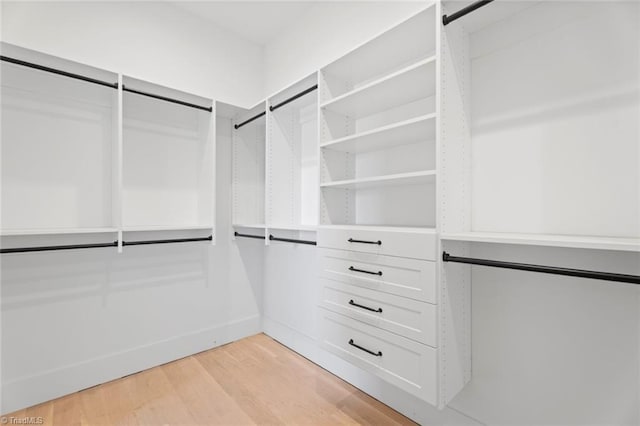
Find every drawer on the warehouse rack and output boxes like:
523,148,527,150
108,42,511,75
319,309,437,404
321,279,437,346
318,227,436,260
320,248,437,303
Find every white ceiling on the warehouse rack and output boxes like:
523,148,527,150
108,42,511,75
167,1,319,45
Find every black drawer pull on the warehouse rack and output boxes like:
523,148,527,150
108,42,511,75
349,299,382,313
349,266,382,276
348,238,382,245
348,339,382,357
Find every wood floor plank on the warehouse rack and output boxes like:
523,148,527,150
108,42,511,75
126,365,196,425
195,348,283,425
161,356,256,425
24,400,54,426
3,333,416,425
98,376,139,426
51,393,86,426
78,385,113,426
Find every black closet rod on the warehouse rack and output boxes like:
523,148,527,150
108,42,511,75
122,235,213,246
269,85,318,112
234,231,265,240
0,241,118,254
233,84,320,129
122,85,213,112
442,252,640,285
1,236,213,254
1,55,118,89
1,56,213,112
442,0,495,26
269,234,317,246
234,111,266,130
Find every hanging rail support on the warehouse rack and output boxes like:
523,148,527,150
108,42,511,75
234,111,266,130
122,85,212,112
1,241,118,254
269,234,317,246
122,235,213,246
1,55,118,89
442,0,495,26
234,231,265,240
269,85,318,111
442,252,640,285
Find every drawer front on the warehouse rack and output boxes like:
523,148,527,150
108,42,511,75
320,248,437,303
321,279,437,346
320,309,437,404
317,228,436,260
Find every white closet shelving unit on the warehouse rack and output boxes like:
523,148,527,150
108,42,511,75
266,74,319,235
228,102,267,233
0,45,119,238
437,0,640,253
229,75,319,244
318,7,437,230
1,43,216,249
122,76,215,242
315,3,471,409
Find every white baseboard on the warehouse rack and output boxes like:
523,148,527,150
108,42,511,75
2,315,261,414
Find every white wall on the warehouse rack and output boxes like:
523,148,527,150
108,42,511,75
264,1,426,96
0,1,264,107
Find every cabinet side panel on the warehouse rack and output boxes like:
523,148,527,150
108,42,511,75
439,3,472,408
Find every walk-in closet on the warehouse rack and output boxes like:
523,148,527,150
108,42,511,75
1,1,639,424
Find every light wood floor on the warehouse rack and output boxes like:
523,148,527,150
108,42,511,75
4,333,417,425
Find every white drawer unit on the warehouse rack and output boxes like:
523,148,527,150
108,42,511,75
317,226,436,260
320,279,437,346
320,309,438,405
319,248,437,303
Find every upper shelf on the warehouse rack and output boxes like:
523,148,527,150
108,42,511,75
318,224,437,234
440,231,640,253
321,5,436,86
321,170,436,190
233,223,267,229
121,225,213,232
320,57,436,118
0,227,118,236
320,114,436,153
267,224,317,232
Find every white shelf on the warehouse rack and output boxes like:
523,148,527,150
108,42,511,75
318,224,437,234
267,224,317,232
122,225,213,232
440,231,640,253
233,223,267,229
322,5,436,86
321,114,436,153
320,57,436,117
321,170,436,190
0,227,118,236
